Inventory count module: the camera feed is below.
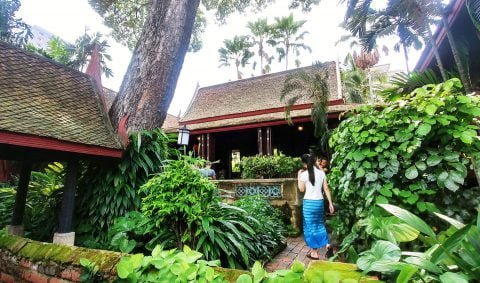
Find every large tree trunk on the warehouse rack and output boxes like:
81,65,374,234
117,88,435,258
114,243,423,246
109,0,201,132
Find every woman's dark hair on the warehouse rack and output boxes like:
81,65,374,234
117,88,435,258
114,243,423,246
301,153,316,185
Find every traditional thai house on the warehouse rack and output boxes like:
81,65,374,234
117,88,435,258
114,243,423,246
178,62,354,178
0,41,123,245
415,0,480,88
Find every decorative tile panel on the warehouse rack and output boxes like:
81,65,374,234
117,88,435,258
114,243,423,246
235,184,282,198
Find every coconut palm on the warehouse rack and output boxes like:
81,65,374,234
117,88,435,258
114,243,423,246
269,14,311,70
247,18,274,75
218,35,254,79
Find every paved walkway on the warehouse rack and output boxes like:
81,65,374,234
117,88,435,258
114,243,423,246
265,236,326,272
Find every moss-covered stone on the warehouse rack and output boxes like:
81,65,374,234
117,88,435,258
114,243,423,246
305,261,382,282
215,266,252,283
0,234,30,253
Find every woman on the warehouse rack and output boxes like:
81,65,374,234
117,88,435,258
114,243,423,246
316,156,330,174
298,153,334,259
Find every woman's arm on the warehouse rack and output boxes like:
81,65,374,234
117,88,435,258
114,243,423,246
323,178,334,214
297,169,306,192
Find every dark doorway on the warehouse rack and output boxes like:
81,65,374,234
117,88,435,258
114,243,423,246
214,128,258,179
272,122,316,157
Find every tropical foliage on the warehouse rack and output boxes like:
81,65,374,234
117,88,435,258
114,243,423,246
329,78,480,255
75,129,175,247
236,260,380,283
27,32,114,78
281,62,330,154
218,35,254,79
269,13,311,70
0,163,64,241
0,0,32,47
247,18,274,75
115,245,227,282
102,156,285,269
240,153,301,179
357,204,480,282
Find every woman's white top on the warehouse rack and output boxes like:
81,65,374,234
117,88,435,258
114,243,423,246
300,167,325,200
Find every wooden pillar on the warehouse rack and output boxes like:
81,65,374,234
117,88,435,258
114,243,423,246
265,127,272,155
206,133,210,161
8,162,32,236
54,160,78,246
257,128,263,155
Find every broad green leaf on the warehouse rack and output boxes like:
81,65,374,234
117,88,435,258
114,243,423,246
403,256,442,274
324,271,341,283
379,204,436,238
426,155,442,166
390,223,420,242
117,258,133,279
425,104,438,115
431,225,471,264
415,161,427,171
396,264,418,283
439,272,468,283
434,212,466,229
236,274,253,283
357,241,401,272
405,166,418,180
290,259,305,273
252,261,266,283
416,123,432,136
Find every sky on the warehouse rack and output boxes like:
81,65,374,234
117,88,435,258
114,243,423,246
18,0,423,116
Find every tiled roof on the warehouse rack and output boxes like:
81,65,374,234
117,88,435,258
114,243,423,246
162,114,179,133
102,87,117,112
180,62,340,123
0,42,122,150
185,104,357,132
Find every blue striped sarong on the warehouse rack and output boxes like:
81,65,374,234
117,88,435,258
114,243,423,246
303,199,329,249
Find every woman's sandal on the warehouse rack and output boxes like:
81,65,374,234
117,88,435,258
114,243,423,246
306,252,320,260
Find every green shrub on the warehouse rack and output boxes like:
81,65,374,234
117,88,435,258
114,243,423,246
140,157,285,269
75,129,176,247
141,156,218,248
329,79,480,255
0,187,15,228
240,153,302,179
0,163,64,241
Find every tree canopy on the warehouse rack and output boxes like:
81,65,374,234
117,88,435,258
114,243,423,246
0,0,32,47
88,0,320,51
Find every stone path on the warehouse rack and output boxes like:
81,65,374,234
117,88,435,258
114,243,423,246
265,236,326,272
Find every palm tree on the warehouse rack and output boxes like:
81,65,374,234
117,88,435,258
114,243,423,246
218,35,254,79
269,14,311,70
281,63,330,147
247,18,274,75
344,0,448,82
361,12,423,73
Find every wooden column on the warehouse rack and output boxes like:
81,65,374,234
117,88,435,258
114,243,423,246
265,127,272,155
8,162,32,236
206,133,210,160
257,128,263,155
57,160,78,234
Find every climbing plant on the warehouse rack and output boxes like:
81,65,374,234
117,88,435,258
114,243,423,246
329,78,480,254
75,129,176,247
